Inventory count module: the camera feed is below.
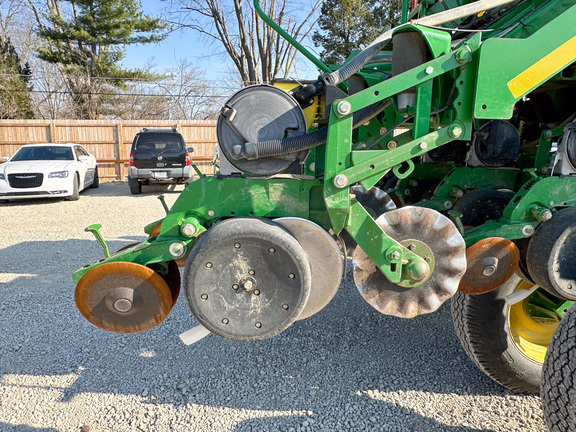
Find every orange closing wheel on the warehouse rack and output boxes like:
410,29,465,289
459,237,520,295
75,262,173,334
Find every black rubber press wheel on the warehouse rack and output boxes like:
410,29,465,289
183,218,311,342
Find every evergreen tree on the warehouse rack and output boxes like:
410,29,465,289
312,0,401,65
34,0,168,119
0,37,34,119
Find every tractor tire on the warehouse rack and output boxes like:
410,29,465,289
541,305,576,432
451,274,557,394
128,177,141,195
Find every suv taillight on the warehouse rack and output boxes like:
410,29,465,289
185,153,191,166
129,153,134,166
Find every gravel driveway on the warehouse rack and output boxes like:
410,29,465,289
0,182,547,432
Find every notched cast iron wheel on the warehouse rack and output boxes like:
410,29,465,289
541,305,576,432
451,274,559,394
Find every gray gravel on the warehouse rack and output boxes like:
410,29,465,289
0,182,547,432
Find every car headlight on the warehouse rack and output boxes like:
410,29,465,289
48,170,69,178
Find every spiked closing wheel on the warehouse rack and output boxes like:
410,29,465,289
75,262,173,334
353,206,466,318
459,237,520,295
184,218,311,341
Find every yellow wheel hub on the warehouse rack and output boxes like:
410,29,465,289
508,281,559,363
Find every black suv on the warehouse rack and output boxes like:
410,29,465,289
128,128,194,195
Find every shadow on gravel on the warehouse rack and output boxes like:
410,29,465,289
1,236,528,431
0,424,58,432
233,405,496,432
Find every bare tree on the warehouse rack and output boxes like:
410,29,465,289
167,0,321,85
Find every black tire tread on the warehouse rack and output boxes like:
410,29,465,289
541,305,576,432
90,166,99,188
451,276,541,394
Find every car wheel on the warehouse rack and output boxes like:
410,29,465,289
68,174,80,201
128,177,142,195
90,166,100,188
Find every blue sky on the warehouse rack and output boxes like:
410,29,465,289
124,0,320,83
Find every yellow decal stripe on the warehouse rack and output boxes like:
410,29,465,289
507,36,576,99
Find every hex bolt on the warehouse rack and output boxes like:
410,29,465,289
169,242,185,257
449,125,463,139
387,141,398,150
408,244,416,251
282,304,289,310
337,100,352,116
222,318,229,325
268,247,276,253
568,285,573,290
449,187,464,199
253,289,260,296
234,242,241,248
249,269,255,275
208,210,215,217
200,294,208,301
522,225,535,236
444,201,453,209
181,223,196,237
420,142,428,150
333,174,349,188
255,322,262,329
380,127,387,135
113,299,132,313
455,49,471,63
546,130,553,138
389,251,401,261
540,209,553,221
309,162,316,172
288,273,295,279
232,284,239,290
243,280,254,291
205,262,213,268
425,66,434,75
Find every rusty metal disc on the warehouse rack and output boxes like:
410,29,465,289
274,217,343,320
459,237,520,295
75,262,173,334
353,206,466,318
149,222,162,237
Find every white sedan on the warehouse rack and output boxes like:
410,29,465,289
0,143,99,202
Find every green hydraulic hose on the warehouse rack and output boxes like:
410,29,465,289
253,0,332,74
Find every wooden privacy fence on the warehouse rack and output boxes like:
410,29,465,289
0,120,218,180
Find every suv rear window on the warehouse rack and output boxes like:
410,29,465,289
134,133,184,152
